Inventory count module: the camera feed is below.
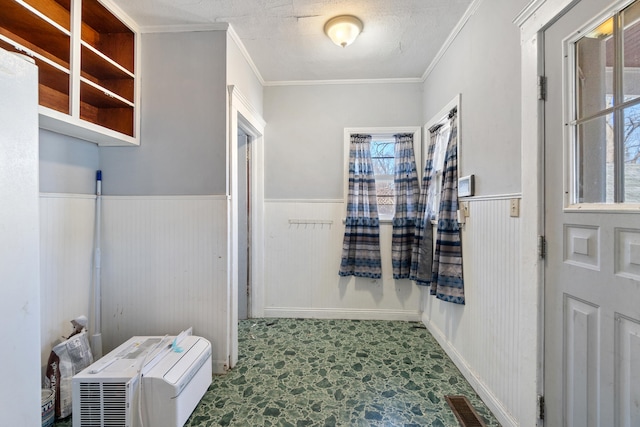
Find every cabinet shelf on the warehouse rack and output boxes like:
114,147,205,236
0,0,70,66
0,30,70,114
81,42,133,102
80,79,133,136
22,0,71,31
81,0,134,73
1,0,138,145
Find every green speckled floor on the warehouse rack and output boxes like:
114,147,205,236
56,318,500,426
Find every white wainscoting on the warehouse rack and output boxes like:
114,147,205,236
422,196,522,426
40,193,96,370
264,199,421,321
100,195,229,373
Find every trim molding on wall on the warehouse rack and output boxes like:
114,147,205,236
423,315,518,427
421,0,485,81
266,198,344,204
139,22,229,33
40,192,96,200
461,192,523,201
265,307,421,322
264,78,423,87
102,195,228,201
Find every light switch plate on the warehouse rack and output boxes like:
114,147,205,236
510,199,520,217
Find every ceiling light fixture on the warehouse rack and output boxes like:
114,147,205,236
324,15,363,48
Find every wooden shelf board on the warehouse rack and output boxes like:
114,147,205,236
81,26,134,73
80,79,133,109
40,83,69,114
40,107,138,146
0,0,70,63
80,71,134,103
80,101,133,136
82,0,131,34
81,42,133,79
22,0,71,31
0,33,69,70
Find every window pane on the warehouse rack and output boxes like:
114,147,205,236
433,126,450,172
372,157,393,175
375,178,395,218
576,18,613,119
623,1,640,103
575,113,613,203
623,105,640,201
370,140,394,157
370,140,394,176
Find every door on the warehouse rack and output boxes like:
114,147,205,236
544,0,640,426
237,129,251,320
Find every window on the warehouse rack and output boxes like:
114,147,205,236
570,0,640,204
343,127,421,221
424,94,460,219
370,136,396,219
426,121,451,218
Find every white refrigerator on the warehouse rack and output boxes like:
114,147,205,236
0,46,42,425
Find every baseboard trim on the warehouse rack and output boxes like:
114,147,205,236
422,313,518,427
263,307,421,322
212,359,229,375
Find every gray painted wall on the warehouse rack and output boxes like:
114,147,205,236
263,83,423,199
422,0,527,196
99,31,228,196
39,130,99,194
227,35,264,116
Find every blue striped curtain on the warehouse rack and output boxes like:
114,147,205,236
410,129,438,285
339,134,382,279
430,112,464,304
392,133,420,279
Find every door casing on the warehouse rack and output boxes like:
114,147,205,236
228,85,266,369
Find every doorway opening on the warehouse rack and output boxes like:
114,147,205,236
228,85,266,369
237,128,251,321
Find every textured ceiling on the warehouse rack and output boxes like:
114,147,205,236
110,0,474,83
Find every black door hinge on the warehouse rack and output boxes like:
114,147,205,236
538,75,547,101
538,235,546,260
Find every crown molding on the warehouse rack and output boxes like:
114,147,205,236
513,0,547,27
421,0,484,82
264,77,423,87
227,24,266,86
139,22,229,33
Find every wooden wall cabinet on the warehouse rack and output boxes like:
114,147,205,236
0,0,139,146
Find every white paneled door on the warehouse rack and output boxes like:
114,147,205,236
544,0,640,426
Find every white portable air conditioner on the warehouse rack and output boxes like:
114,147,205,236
72,334,212,427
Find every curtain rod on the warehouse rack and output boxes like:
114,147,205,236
429,106,457,134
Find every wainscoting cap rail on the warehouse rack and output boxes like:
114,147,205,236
288,219,333,225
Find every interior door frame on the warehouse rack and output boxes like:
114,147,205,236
515,1,583,425
228,85,266,368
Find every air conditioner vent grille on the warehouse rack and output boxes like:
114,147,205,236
78,382,127,427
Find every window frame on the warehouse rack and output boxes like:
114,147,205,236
564,0,640,211
343,126,422,223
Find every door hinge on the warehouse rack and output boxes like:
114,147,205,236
538,395,545,420
538,235,546,259
537,75,547,101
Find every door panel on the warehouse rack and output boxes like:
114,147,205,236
545,0,640,426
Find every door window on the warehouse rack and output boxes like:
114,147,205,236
570,0,640,204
